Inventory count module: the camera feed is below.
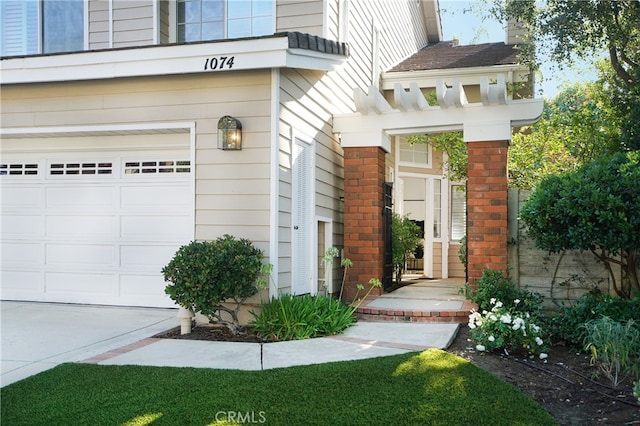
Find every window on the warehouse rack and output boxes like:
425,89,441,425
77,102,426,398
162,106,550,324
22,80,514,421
451,185,466,241
177,0,272,43
433,179,441,238
50,162,113,176
124,160,191,174
399,138,430,166
1,0,84,56
0,163,38,176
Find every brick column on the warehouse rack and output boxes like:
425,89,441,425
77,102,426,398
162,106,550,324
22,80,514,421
342,146,385,301
466,140,509,286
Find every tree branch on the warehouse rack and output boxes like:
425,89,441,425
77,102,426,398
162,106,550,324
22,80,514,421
608,46,636,88
590,248,626,298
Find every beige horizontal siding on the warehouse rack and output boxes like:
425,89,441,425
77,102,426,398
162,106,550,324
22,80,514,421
448,243,466,278
276,0,324,36
88,0,110,49
112,0,154,47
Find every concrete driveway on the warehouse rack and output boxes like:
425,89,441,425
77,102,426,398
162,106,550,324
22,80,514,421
0,301,178,387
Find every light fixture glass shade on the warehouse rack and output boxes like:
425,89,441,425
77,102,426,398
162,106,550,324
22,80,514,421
217,115,242,150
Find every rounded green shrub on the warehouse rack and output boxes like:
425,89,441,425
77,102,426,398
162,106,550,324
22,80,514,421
519,151,640,298
162,235,267,333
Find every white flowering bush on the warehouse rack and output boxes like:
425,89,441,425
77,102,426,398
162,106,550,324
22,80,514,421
469,298,549,357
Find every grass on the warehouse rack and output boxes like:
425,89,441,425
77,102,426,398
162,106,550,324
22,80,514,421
1,349,556,426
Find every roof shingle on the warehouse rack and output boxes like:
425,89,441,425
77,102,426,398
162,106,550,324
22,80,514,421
388,41,519,72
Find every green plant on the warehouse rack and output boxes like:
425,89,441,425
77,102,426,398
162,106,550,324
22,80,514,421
549,290,640,347
321,246,340,296
323,246,382,308
519,151,640,298
349,278,383,312
458,235,467,275
162,235,270,334
463,269,544,318
583,317,640,388
322,246,353,300
634,380,640,404
469,298,549,357
249,294,354,341
391,213,423,286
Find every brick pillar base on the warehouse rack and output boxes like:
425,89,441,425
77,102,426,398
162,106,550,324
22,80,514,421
467,140,509,286
342,146,385,302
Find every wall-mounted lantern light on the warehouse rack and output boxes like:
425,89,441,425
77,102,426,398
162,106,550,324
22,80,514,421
217,115,242,150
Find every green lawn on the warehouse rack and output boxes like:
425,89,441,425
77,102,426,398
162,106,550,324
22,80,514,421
1,349,556,426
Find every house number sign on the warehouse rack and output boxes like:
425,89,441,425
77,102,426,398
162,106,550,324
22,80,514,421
204,56,235,71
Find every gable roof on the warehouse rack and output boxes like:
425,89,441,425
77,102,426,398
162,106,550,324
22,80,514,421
388,41,519,72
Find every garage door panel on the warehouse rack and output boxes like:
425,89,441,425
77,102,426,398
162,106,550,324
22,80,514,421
119,275,174,307
121,185,191,212
46,215,116,239
45,244,116,267
120,244,180,271
1,186,42,209
120,215,192,241
46,186,116,210
1,215,44,238
1,270,43,293
46,272,115,295
120,275,167,296
1,242,43,265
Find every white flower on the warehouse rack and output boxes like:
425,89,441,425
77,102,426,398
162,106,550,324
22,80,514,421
490,298,496,305
476,344,486,352
539,353,548,360
488,336,495,342
514,299,521,305
535,337,543,346
500,314,512,324
511,317,525,331
489,314,498,322
494,301,504,308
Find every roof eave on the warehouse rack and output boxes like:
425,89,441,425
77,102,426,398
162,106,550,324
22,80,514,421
421,1,442,43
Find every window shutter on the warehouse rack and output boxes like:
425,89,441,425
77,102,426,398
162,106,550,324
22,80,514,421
1,0,38,56
450,186,467,241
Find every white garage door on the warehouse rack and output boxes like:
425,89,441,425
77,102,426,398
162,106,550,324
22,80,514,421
1,134,193,307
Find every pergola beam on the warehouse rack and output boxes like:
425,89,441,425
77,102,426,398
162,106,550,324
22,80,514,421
335,96,544,151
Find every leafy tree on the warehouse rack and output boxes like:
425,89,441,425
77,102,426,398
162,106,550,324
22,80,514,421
489,0,640,150
391,213,423,286
490,0,639,88
519,152,640,298
509,77,624,189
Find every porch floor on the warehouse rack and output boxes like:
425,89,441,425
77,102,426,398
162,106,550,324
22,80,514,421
355,276,476,324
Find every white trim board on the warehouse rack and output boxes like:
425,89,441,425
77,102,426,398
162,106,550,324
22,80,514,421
2,37,347,85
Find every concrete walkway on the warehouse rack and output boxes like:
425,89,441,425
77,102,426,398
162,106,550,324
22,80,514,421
1,293,461,387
